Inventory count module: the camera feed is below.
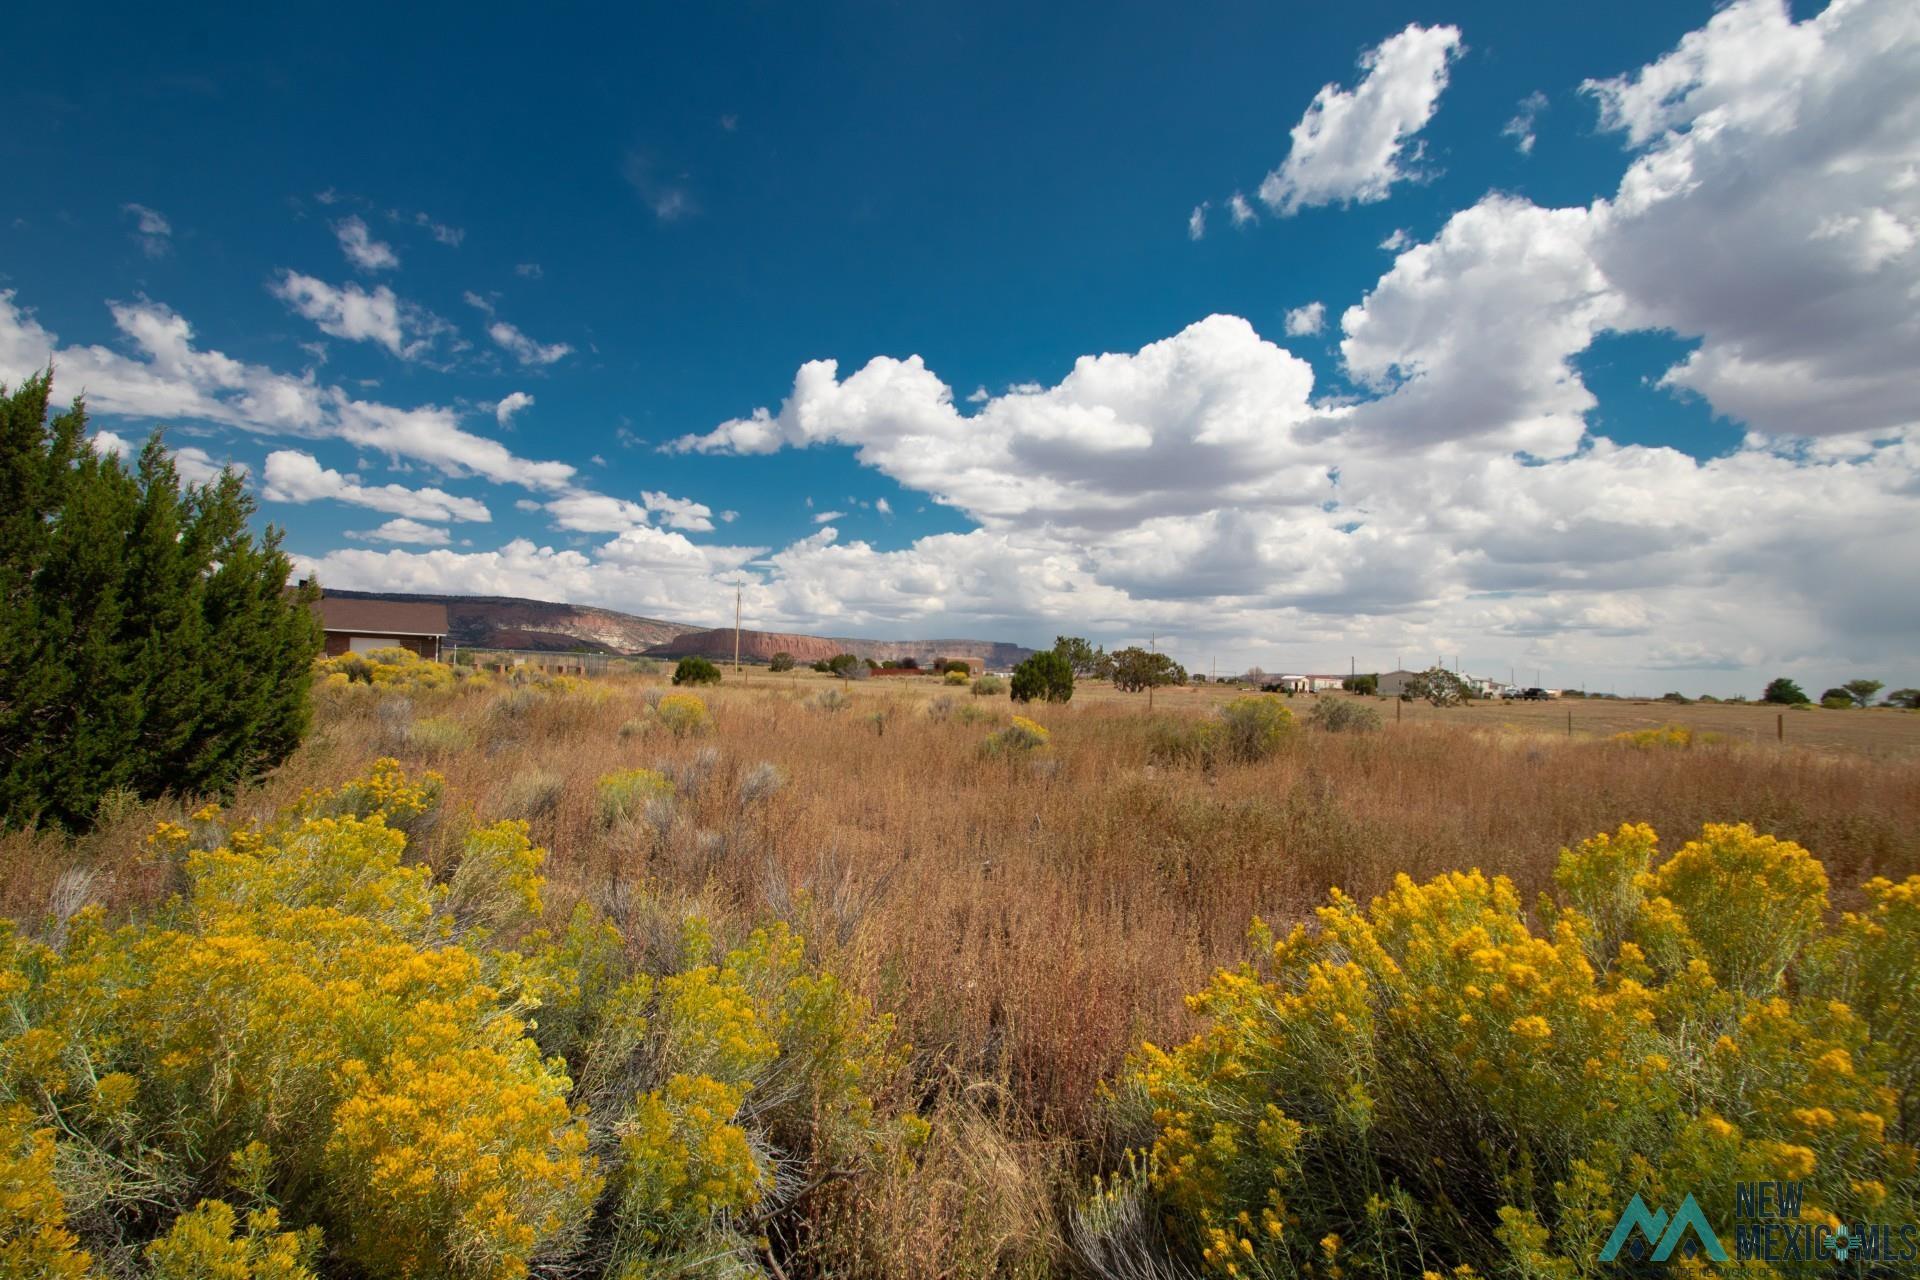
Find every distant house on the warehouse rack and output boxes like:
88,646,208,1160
1374,669,1425,698
314,596,449,661
1273,673,1347,693
1374,669,1508,698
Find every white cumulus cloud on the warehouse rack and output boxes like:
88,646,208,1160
350,517,451,545
1284,302,1326,336
1582,0,1920,442
122,203,172,258
641,490,716,532
24,0,1920,696
334,215,399,272
542,491,651,533
1503,91,1549,154
1259,23,1464,215
261,450,491,522
270,271,442,359
0,290,576,491
495,391,534,426
488,320,572,366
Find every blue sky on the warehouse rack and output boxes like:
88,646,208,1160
4,1,1917,695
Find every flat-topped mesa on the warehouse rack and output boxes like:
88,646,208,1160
641,627,1034,669
316,589,699,654
310,589,1037,665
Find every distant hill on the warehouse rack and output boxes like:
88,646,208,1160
642,627,1035,669
316,589,1036,666
317,590,700,654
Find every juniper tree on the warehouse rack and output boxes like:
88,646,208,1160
1010,650,1075,703
0,372,321,829
1051,635,1106,677
1107,646,1184,693
1762,677,1808,705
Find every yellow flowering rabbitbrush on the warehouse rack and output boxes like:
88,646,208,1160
655,692,714,737
290,754,444,828
1119,822,1920,1278
326,1045,596,1279
0,761,598,1279
592,915,912,1272
145,1200,321,1280
314,645,460,693
0,1102,89,1278
984,715,1051,755
597,767,675,826
1215,695,1294,763
446,818,548,935
610,1074,764,1258
1,757,916,1279
1150,696,1295,770
1612,723,1704,749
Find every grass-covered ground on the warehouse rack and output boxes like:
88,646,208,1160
5,661,1917,1277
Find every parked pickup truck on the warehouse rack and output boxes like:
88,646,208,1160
1511,687,1551,701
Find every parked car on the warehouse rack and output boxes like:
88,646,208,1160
1513,687,1551,701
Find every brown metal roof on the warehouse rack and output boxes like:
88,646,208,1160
314,596,449,636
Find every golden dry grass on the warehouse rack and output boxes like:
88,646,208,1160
6,670,1918,1272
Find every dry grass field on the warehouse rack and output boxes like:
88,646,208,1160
1377,690,1920,756
6,665,1919,1275
1075,677,1920,756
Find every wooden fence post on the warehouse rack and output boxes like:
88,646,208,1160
1778,713,1784,743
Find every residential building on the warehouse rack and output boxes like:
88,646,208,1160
313,596,450,661
1272,673,1347,693
1374,669,1424,698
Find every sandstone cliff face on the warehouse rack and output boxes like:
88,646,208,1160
319,590,700,653
319,590,1035,665
641,628,1034,668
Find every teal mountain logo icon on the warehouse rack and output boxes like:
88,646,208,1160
1600,1193,1729,1263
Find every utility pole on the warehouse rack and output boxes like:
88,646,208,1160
733,587,742,676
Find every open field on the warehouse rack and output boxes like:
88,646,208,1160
11,671,1920,1110
1378,690,1920,755
6,665,1919,1275
1010,675,1920,754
